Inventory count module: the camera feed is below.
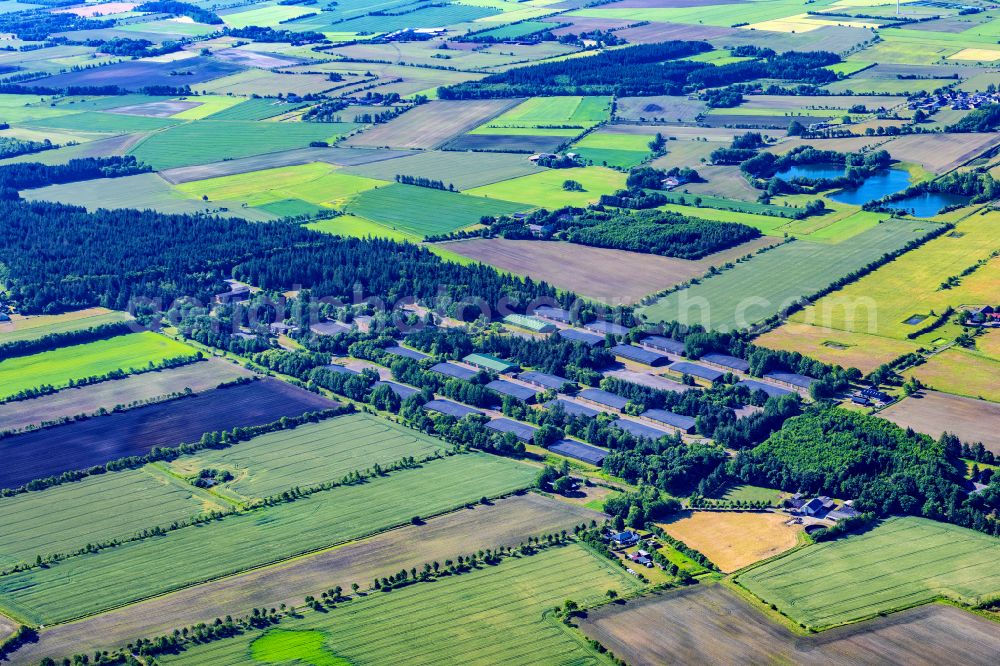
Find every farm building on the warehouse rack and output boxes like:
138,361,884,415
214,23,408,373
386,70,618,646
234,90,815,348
737,379,792,398
430,362,478,381
700,353,750,373
311,320,353,336
668,361,723,382
323,364,360,376
606,371,690,394
585,320,630,337
548,439,608,466
801,496,835,517
558,328,605,347
545,398,600,419
519,370,571,391
578,388,629,411
641,409,697,434
640,335,686,355
613,418,672,442
215,280,251,304
485,417,538,442
269,322,297,335
372,380,420,399
612,344,671,367
764,371,817,390
385,345,429,361
463,353,518,374
611,530,640,547
532,305,573,323
423,399,483,419
486,379,540,402
503,314,556,334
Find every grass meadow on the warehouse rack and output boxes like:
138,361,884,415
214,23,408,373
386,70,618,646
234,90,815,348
466,167,625,208
175,162,384,209
168,413,447,500
737,517,1000,629
0,332,196,400
0,453,537,624
158,544,638,666
638,219,936,331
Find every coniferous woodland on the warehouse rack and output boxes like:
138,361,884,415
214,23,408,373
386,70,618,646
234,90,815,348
440,42,841,98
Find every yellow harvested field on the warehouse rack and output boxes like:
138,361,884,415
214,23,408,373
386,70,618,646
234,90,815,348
949,48,1000,62
756,322,919,374
908,348,1000,403
658,511,802,573
746,14,880,33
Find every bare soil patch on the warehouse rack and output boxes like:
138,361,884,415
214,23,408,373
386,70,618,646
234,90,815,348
579,585,1000,666
14,494,602,664
344,100,520,150
658,510,801,572
880,390,1000,455
443,237,776,305
882,133,1000,173
0,357,255,434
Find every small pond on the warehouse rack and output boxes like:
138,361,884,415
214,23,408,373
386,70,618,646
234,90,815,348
881,192,971,218
776,163,845,181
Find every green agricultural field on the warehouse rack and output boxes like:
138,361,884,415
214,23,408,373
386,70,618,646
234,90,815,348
738,517,1000,629
466,166,626,208
128,120,356,170
0,332,197,400
0,467,217,569
474,95,611,133
717,484,783,505
0,308,131,344
344,183,527,236
571,131,654,169
171,95,246,120
23,111,180,133
306,214,419,243
221,4,316,28
0,453,537,624
342,150,543,190
168,413,448,500
158,544,640,666
204,98,307,121
638,219,937,331
175,162,384,209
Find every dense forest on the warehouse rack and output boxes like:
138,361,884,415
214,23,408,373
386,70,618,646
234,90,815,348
945,104,1000,132
0,136,55,160
135,1,222,24
732,407,1000,534
440,42,841,98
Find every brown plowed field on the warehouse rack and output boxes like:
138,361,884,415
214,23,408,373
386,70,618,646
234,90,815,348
343,99,521,149
880,390,1000,455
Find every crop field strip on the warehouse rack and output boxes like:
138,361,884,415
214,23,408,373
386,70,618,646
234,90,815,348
16,494,606,663
157,544,638,666
168,413,448,500
0,453,537,625
737,517,1000,628
0,378,337,491
0,308,131,344
578,584,1000,666
0,331,197,401
639,219,938,331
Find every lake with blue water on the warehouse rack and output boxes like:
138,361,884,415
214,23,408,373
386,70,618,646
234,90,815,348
776,163,954,210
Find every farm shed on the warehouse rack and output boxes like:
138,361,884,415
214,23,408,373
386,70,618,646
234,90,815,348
504,314,556,333
532,305,573,323
641,409,697,434
763,371,817,389
423,399,483,419
485,417,538,442
215,280,251,304
430,362,478,381
519,370,571,391
640,335,685,355
585,320,630,336
372,380,420,399
545,398,600,419
700,353,750,373
668,361,723,382
463,353,518,374
385,345,429,361
736,379,792,398
612,344,671,367
311,320,353,336
486,379,540,402
323,364,360,376
559,328,605,347
613,418,672,442
578,388,629,411
548,439,608,466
